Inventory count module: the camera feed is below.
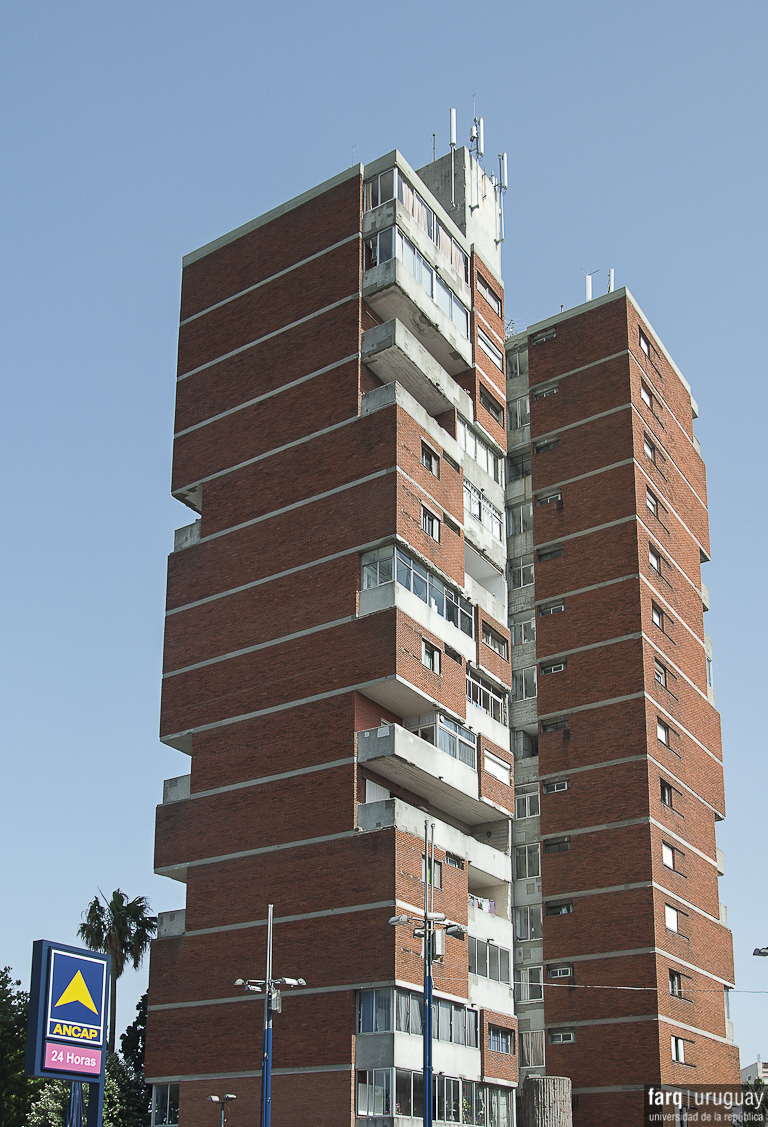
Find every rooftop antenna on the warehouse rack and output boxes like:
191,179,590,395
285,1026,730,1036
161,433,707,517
608,268,615,293
496,151,508,245
469,100,484,212
432,133,436,161
449,108,456,207
583,268,598,302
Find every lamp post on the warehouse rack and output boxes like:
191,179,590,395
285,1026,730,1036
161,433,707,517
753,948,768,956
235,904,306,1127
389,821,466,1127
206,1094,236,1127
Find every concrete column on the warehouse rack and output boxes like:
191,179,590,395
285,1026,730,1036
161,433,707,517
521,1075,572,1127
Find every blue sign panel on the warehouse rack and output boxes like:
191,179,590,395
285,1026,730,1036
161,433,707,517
25,940,110,1085
46,949,108,1047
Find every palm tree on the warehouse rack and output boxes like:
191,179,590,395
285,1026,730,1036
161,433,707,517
78,890,157,1054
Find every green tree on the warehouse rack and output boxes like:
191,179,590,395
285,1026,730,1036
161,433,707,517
119,995,147,1077
77,892,157,1054
0,966,41,1127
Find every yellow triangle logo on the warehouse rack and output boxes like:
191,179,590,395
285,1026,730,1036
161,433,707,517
54,970,98,1014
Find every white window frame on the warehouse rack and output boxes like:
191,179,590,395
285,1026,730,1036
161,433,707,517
508,395,530,430
515,843,541,880
514,966,543,1003
652,602,664,629
421,506,440,541
549,1030,575,1044
421,443,439,476
543,779,569,794
641,381,652,408
548,964,572,979
478,327,504,370
662,843,676,870
671,1036,686,1063
649,545,661,573
515,905,543,941
512,665,537,702
509,554,534,589
482,622,508,660
519,1030,545,1067
515,784,540,820
422,640,440,675
665,904,679,933
647,488,658,517
508,499,533,535
485,750,511,785
657,718,671,746
644,435,657,463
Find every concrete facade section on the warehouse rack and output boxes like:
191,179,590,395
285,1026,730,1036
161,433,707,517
505,291,738,1126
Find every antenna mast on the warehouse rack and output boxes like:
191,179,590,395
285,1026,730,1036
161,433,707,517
449,108,456,207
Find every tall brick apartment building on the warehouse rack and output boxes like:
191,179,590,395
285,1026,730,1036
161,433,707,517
145,143,738,1127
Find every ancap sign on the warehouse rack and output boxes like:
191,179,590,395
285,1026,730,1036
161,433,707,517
26,940,110,1083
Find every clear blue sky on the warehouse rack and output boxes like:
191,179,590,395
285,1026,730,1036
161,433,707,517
1,0,766,1070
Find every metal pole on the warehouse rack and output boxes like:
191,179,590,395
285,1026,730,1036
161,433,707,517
422,821,434,1127
260,905,274,1127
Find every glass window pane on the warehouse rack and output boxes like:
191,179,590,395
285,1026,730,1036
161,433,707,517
428,579,444,615
359,990,373,1033
468,936,477,975
421,259,433,299
410,994,423,1036
154,1086,168,1127
357,1071,369,1116
413,571,427,602
373,1069,390,1115
489,945,500,981
499,947,510,983
466,1009,478,1048
375,989,392,1031
439,999,452,1042
413,1072,424,1118
378,226,394,263
379,168,394,202
396,989,410,1032
396,1070,412,1117
476,939,488,978
453,1003,465,1044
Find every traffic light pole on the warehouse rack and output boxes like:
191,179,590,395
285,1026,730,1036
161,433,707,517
423,820,434,1127
260,906,273,1127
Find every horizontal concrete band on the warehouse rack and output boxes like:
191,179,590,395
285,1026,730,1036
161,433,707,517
177,293,360,380
175,353,359,437
531,944,733,989
185,900,395,937
180,234,361,326
542,878,722,926
156,829,356,873
145,1063,352,1084
188,757,356,800
546,1012,732,1047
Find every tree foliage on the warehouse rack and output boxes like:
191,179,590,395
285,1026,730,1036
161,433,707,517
0,966,41,1127
78,891,156,1054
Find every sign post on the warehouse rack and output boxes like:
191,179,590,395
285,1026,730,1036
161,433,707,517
25,940,111,1127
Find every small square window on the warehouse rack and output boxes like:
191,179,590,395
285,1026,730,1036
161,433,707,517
534,438,560,454
546,901,572,916
541,661,566,675
421,443,439,476
422,641,440,674
444,645,463,666
640,329,650,356
662,843,675,869
515,784,540,819
548,964,572,979
543,779,569,794
652,603,664,630
657,718,670,746
482,623,509,661
536,491,562,507
549,1030,575,1044
544,837,570,854
647,489,658,517
649,545,661,573
537,546,563,562
421,507,440,541
542,719,568,733
532,384,557,400
644,436,656,463
539,601,564,616
641,382,652,408
655,659,667,688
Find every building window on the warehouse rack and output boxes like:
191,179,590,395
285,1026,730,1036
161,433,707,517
468,937,511,983
519,1031,545,1067
422,507,440,541
541,660,566,676
409,714,477,769
509,554,534,589
660,780,674,808
544,837,570,854
657,718,671,746
508,395,530,429
548,965,572,979
514,966,543,1003
422,856,442,888
647,488,658,517
543,779,569,794
508,500,533,535
367,225,469,336
724,986,731,1020
446,852,464,869
358,988,394,1033
511,611,535,646
652,602,664,630
482,623,509,660
537,547,563,562
641,381,653,408
655,659,667,688
479,387,504,425
671,1036,686,1063
536,491,562,507
549,1031,575,1044
665,904,679,933
456,417,503,483
464,480,503,541
421,443,439,476
485,751,511,785
478,328,505,371
532,384,557,400
515,784,540,820
152,1086,179,1127
639,329,650,356
445,645,462,665
539,601,564,615
515,843,540,880
513,730,539,760
542,719,568,733
507,450,532,480
644,435,657,463
515,905,543,941
545,902,572,916
649,545,662,573
467,668,508,724
363,168,397,211
477,275,502,315
488,1026,515,1054
662,843,676,870
534,438,560,454
512,666,537,702
357,1068,391,1116
670,970,684,997
422,640,440,674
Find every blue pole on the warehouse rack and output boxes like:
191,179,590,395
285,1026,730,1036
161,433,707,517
260,989,273,1127
423,925,433,1127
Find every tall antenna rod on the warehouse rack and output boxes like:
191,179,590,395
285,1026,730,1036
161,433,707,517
449,108,456,207
496,151,508,245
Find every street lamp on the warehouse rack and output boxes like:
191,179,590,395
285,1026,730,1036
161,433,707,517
235,905,306,1127
206,1094,236,1127
753,948,768,956
389,821,467,1127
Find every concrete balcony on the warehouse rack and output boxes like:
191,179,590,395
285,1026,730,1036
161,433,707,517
361,319,473,419
173,520,201,552
163,774,191,803
701,581,710,611
358,727,498,826
717,848,725,876
357,795,510,879
157,909,186,938
363,259,472,376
